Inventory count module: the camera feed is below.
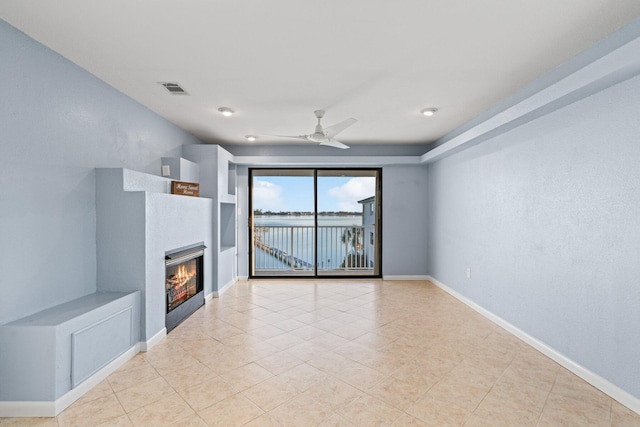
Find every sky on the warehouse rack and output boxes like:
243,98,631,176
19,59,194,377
252,175,376,213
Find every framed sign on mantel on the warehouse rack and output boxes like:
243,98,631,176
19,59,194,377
171,181,200,197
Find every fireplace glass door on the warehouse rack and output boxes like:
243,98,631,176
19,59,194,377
165,245,205,332
166,258,200,312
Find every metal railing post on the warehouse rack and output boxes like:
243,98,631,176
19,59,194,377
290,227,294,271
344,227,350,271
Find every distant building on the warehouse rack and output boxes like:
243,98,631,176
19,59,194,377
358,196,375,267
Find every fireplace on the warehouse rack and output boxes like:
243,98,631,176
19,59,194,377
165,245,205,332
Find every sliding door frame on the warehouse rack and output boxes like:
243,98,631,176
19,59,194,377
249,167,382,279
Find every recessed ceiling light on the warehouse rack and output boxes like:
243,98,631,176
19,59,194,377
245,135,257,142
218,107,235,117
421,108,438,117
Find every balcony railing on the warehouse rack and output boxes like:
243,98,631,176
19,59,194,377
253,225,375,274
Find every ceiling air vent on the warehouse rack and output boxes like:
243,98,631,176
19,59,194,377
159,82,188,95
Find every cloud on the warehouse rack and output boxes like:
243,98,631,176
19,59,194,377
327,177,375,212
253,180,286,211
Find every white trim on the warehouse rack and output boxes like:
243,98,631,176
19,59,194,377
237,276,249,281
139,328,166,352
210,277,236,298
205,291,215,302
0,401,53,418
0,344,140,418
383,275,430,281
427,275,640,416
233,155,421,167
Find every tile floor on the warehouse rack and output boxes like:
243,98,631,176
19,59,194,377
2,280,639,427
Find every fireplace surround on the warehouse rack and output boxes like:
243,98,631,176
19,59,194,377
165,244,206,332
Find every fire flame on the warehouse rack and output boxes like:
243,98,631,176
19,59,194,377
176,264,191,282
166,263,196,292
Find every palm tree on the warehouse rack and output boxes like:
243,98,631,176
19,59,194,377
341,227,364,268
342,227,363,254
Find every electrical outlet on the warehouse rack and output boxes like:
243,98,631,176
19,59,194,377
466,268,471,280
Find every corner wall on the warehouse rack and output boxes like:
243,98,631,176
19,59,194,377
426,73,640,401
382,165,429,277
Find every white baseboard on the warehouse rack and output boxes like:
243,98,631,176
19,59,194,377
209,277,236,298
427,275,640,415
383,275,430,281
140,328,166,352
0,344,140,418
237,276,249,281
0,401,53,418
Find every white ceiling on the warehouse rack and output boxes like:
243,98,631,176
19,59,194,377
2,1,640,148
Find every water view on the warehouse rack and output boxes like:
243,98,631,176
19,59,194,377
255,215,362,227
250,170,378,275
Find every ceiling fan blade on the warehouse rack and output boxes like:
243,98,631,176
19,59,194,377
324,118,357,138
319,138,350,149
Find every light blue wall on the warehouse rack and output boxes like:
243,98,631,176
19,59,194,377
0,20,202,325
382,165,429,276
236,166,250,278
426,73,640,398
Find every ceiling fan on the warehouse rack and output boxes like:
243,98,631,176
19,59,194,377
266,110,357,149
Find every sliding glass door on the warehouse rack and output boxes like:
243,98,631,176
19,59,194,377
316,170,380,276
250,169,316,276
250,168,381,278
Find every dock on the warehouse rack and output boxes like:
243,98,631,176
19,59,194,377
254,239,314,269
